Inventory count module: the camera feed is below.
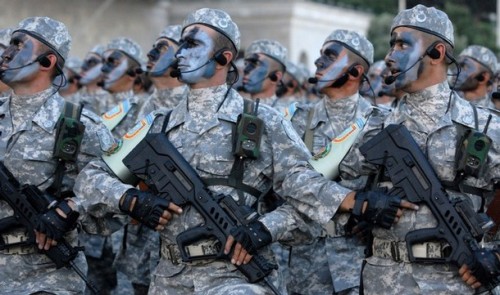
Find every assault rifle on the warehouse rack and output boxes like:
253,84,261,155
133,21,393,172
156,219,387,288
0,162,99,294
359,124,500,291
123,133,279,291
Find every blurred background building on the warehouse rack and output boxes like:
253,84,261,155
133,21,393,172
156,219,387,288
0,0,497,72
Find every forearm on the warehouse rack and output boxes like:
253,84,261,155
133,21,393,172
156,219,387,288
74,158,134,218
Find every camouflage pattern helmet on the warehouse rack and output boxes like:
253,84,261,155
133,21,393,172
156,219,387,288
286,60,307,84
158,25,182,44
14,16,71,63
459,45,498,74
182,8,240,52
65,56,82,74
246,39,288,69
89,44,105,57
0,28,13,48
391,4,454,47
106,37,143,66
324,29,374,66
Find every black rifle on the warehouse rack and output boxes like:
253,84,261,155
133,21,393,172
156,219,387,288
359,124,499,291
0,162,99,294
123,133,279,291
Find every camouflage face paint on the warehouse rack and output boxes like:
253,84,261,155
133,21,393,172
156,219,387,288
0,32,40,83
314,42,349,91
101,50,129,89
385,29,425,91
452,56,482,91
242,53,271,93
175,26,216,84
147,38,177,78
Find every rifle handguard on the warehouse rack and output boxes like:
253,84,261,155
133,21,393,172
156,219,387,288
120,188,169,230
352,191,401,229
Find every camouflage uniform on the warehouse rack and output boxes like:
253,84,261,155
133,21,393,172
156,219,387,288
75,8,356,294
274,60,308,112
287,30,375,295
0,17,115,295
136,86,188,120
339,6,500,294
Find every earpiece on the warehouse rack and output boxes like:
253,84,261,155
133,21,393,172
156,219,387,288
475,74,485,82
348,66,359,78
425,41,442,60
214,50,228,66
37,55,52,68
268,72,278,82
126,68,137,77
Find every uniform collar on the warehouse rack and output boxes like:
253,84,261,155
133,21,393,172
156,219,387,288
310,92,360,129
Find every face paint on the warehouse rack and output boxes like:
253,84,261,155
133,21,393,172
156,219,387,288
79,54,103,85
147,39,177,77
175,26,217,84
452,56,482,91
242,53,271,93
313,42,350,91
385,30,425,90
0,32,40,83
101,50,129,89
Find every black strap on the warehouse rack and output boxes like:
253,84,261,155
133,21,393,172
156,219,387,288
161,110,173,134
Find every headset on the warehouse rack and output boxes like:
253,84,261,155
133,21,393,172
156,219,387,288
170,48,229,78
308,64,360,89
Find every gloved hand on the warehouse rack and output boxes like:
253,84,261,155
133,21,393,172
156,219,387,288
35,199,79,241
229,220,272,255
119,188,169,230
351,190,401,229
469,248,500,290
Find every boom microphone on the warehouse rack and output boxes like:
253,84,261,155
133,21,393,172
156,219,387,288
170,58,215,78
384,55,426,85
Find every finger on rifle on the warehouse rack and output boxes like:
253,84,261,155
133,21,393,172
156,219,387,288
224,235,235,255
168,202,183,214
161,210,172,222
399,199,419,210
231,241,243,265
234,246,251,265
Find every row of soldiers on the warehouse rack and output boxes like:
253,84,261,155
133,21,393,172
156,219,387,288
0,3,499,295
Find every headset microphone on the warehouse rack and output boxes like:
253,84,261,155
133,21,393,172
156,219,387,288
384,55,425,85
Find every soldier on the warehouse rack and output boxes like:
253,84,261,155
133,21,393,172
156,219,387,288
75,7,418,294
0,16,115,294
100,37,145,138
287,29,377,295
136,24,188,120
339,5,500,294
75,44,112,115
451,45,499,113
240,39,287,109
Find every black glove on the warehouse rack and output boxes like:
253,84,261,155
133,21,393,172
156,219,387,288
35,199,80,241
119,188,169,230
229,220,272,255
471,248,500,290
351,190,401,229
